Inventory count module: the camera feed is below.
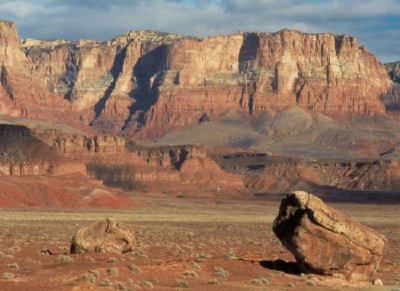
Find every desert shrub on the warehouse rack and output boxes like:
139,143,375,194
175,279,189,288
249,277,270,286
206,278,219,285
213,266,229,278
141,280,154,288
82,272,96,284
106,268,119,276
2,272,15,279
183,270,198,279
128,264,141,273
59,255,74,262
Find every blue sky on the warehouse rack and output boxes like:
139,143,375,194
0,0,399,62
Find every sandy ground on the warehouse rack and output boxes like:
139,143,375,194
0,198,399,290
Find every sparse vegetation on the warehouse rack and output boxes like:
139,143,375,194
128,264,141,273
196,252,212,262
0,202,398,290
287,282,295,288
99,278,113,287
135,249,148,259
182,270,199,279
212,266,230,278
82,272,97,284
7,263,19,269
305,279,317,286
150,278,160,285
225,249,237,260
106,257,118,263
175,279,189,288
106,268,119,276
59,255,74,262
249,277,270,286
206,278,219,285
88,269,100,277
190,261,201,271
2,272,15,279
141,280,154,288
114,282,127,290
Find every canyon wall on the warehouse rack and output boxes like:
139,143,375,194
382,61,400,119
0,123,242,191
386,61,400,84
0,20,391,138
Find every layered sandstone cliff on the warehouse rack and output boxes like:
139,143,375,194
0,122,242,192
0,20,391,138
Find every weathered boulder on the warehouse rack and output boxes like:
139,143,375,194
273,191,387,281
70,218,135,254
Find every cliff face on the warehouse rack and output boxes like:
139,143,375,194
386,61,400,84
0,122,242,192
382,61,400,119
0,20,391,138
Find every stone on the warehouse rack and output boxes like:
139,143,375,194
273,191,387,281
373,278,383,286
70,218,135,254
2,272,15,279
7,263,19,269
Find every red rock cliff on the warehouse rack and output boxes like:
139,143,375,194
0,21,391,138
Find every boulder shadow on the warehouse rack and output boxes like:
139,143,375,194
259,259,301,275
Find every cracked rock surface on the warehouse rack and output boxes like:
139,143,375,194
70,218,136,254
273,190,387,281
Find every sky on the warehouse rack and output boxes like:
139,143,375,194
0,0,399,62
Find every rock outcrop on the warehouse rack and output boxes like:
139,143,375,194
70,219,135,254
273,191,387,281
0,20,392,138
86,144,244,192
382,61,400,119
386,61,400,84
0,120,244,194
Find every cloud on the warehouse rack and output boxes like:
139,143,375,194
0,0,399,62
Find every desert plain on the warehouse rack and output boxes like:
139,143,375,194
0,193,400,291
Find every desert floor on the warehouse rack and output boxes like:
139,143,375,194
0,197,399,290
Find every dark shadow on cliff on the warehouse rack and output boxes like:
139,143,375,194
380,83,400,114
121,44,169,132
91,46,128,123
62,47,79,102
0,124,58,162
238,32,260,114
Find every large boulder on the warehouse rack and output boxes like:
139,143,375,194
70,218,135,254
273,191,387,281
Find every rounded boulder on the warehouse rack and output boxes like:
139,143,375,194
70,218,135,254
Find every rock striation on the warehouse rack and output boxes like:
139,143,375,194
70,218,135,254
0,20,392,138
273,191,387,281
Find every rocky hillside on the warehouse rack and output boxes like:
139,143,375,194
0,20,391,139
